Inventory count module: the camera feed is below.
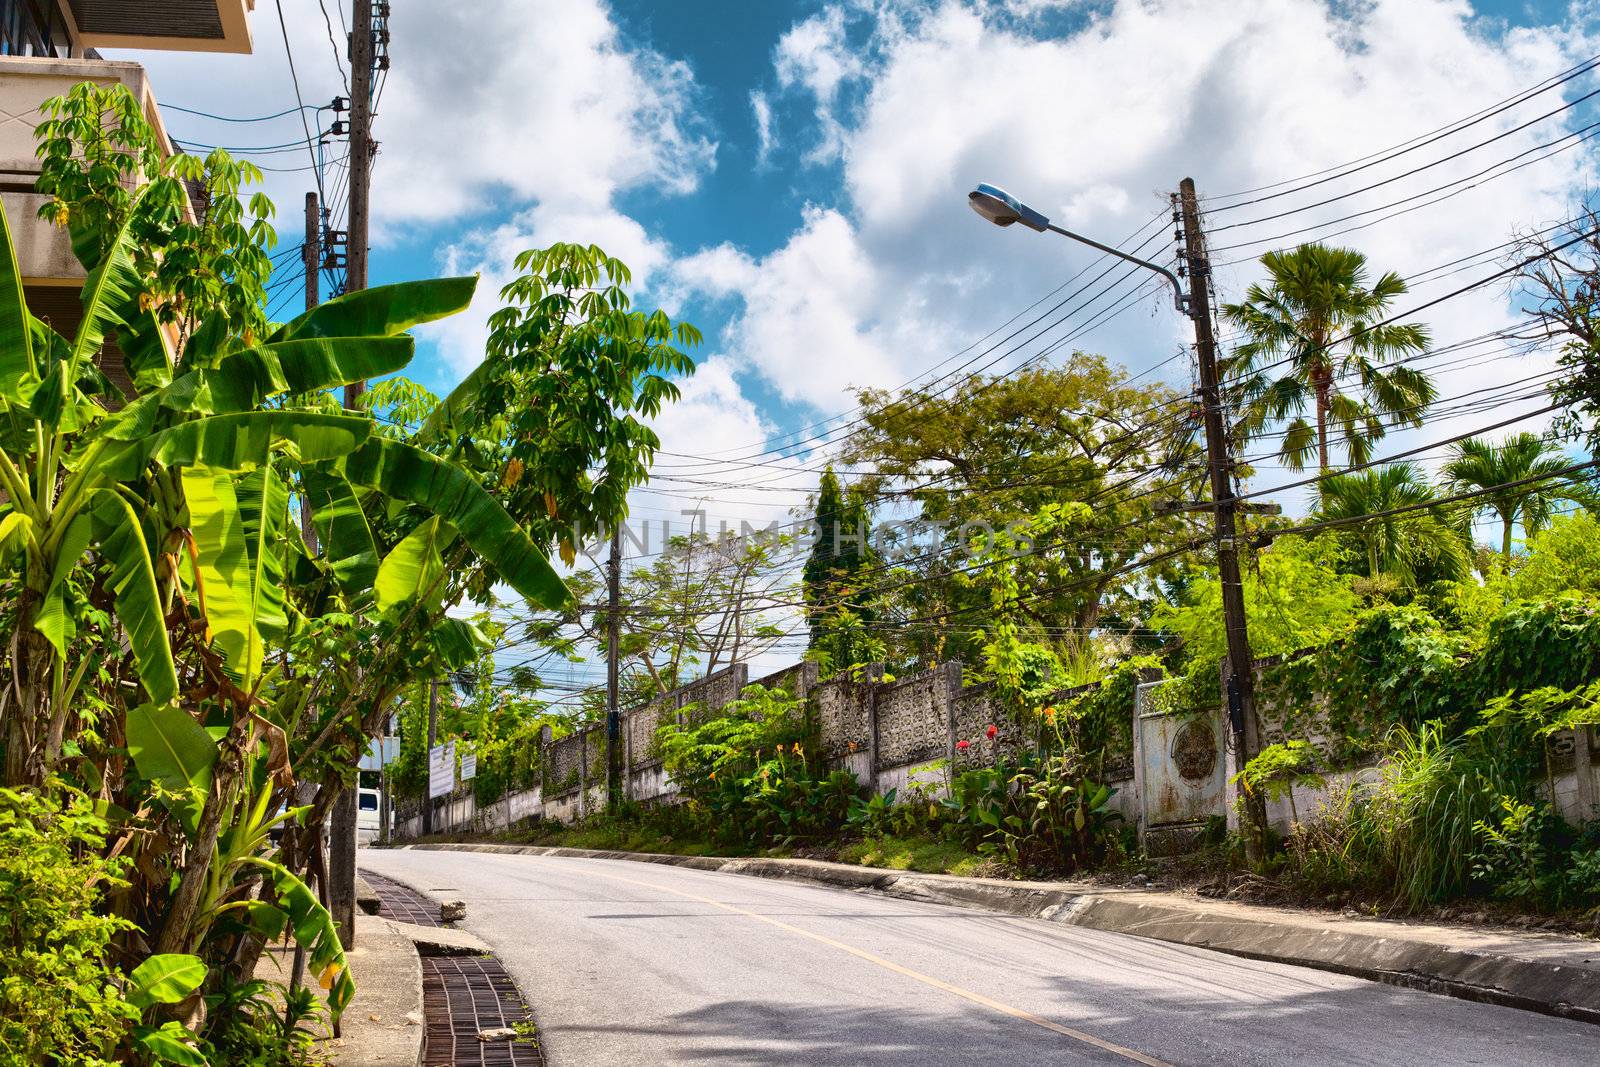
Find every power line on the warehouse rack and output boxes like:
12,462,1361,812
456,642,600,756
273,0,326,204
1202,51,1600,207
1209,80,1600,229
164,102,316,123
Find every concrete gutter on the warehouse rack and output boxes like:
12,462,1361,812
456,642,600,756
409,842,1600,1025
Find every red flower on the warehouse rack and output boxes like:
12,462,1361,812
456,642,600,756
986,724,998,740
956,739,971,751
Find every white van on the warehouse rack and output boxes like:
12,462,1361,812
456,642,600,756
356,769,382,844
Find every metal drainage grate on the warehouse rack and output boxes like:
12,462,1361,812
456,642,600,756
361,870,543,1065
421,955,543,1066
362,869,448,927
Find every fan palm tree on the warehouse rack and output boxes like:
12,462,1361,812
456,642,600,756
1315,463,1470,583
1442,433,1595,559
1224,243,1434,472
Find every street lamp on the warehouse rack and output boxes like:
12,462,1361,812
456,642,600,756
966,177,1267,856
967,182,1190,317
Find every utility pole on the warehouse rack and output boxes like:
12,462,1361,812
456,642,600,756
329,0,379,947
421,678,438,835
307,183,364,949
303,191,321,313
343,0,375,409
299,191,321,556
1175,177,1266,847
604,528,623,812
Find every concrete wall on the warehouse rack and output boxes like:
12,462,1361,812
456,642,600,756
396,657,1600,842
399,658,1143,839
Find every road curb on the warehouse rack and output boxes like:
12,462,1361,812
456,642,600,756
408,841,1600,1025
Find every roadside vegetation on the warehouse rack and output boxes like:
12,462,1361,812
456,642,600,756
0,83,698,1065
399,221,1600,933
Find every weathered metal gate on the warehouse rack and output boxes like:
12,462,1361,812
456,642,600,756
1134,678,1227,851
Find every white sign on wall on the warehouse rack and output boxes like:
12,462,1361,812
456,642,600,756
428,741,456,799
459,745,477,782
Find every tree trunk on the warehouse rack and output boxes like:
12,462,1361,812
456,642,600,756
1502,515,1515,560
1313,364,1333,472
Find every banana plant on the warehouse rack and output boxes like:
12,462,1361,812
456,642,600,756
0,182,571,1029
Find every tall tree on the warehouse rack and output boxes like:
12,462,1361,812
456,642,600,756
842,356,1203,668
1443,433,1594,559
1224,243,1433,471
803,467,877,675
1314,463,1470,582
1515,208,1600,455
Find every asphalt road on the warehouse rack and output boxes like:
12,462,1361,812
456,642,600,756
360,848,1596,1066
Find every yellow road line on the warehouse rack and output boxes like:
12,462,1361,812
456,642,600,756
571,862,1172,1067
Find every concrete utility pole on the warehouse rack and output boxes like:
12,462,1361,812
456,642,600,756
299,191,321,555
328,0,381,951
303,191,321,313
1175,177,1265,843
605,527,623,811
422,678,439,835
328,770,358,948
343,0,374,408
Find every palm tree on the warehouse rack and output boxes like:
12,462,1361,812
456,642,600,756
1315,463,1470,583
1224,243,1434,472
1442,433,1595,559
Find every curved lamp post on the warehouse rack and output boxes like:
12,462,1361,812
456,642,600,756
965,177,1269,856
967,182,1191,318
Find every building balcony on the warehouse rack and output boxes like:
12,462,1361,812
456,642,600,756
67,0,255,55
0,55,174,286
0,55,185,398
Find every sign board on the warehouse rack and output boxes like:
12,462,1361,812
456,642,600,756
428,741,456,799
359,736,400,772
459,745,477,781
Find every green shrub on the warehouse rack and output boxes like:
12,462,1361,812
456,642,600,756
0,787,137,1067
656,684,858,846
942,753,1120,875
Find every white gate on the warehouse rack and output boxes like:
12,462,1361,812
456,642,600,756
1134,679,1227,850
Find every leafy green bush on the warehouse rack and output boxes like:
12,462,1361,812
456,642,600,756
1473,596,1600,701
1235,740,1324,826
942,753,1120,875
1261,604,1470,754
0,787,136,1067
656,684,858,846
1507,512,1600,600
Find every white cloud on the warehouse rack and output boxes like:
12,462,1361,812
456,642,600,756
371,1,715,229
674,0,1597,497
751,90,777,166
774,5,864,164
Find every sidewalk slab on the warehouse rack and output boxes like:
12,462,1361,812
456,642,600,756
410,841,1600,1024
319,913,424,1067
380,916,493,957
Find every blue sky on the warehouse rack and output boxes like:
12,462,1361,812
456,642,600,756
128,0,1600,536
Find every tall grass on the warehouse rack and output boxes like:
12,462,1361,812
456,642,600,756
1290,722,1532,912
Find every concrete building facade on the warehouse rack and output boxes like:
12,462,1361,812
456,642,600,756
0,0,256,392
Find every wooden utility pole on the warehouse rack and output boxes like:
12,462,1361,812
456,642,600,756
343,0,374,409
1176,177,1266,848
605,528,623,811
422,678,439,835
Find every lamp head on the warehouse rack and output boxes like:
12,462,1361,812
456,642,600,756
967,183,1049,232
